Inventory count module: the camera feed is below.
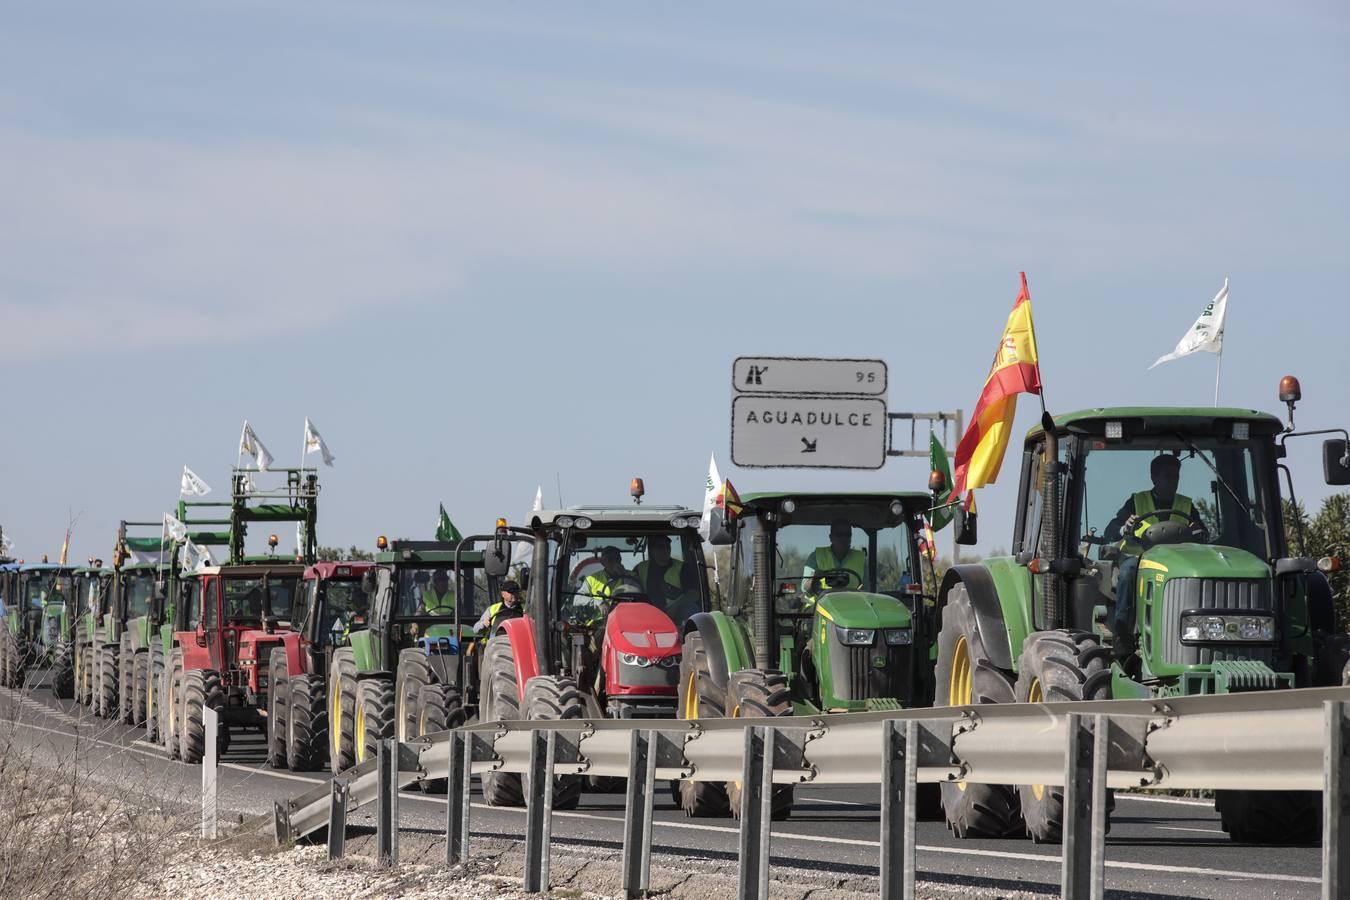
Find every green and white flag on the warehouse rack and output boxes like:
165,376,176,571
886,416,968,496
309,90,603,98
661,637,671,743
436,503,463,544
929,432,956,531
1151,279,1228,368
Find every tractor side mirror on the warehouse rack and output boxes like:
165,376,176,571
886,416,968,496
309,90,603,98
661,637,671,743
483,542,511,577
954,505,978,546
1324,439,1350,486
705,507,737,546
361,570,377,594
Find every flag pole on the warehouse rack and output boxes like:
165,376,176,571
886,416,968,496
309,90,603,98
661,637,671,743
1213,341,1224,408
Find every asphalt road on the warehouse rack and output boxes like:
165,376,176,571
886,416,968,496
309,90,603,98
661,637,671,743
0,669,1325,899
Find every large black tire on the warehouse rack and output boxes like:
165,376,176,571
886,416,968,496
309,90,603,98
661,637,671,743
726,669,794,821
287,674,328,771
267,653,289,769
131,652,149,727
179,669,224,765
328,648,358,774
118,637,135,723
146,642,164,742
78,645,94,707
1013,629,1114,843
52,640,75,699
522,676,584,811
396,649,432,743
1216,789,1322,844
934,582,1022,838
480,638,525,807
678,631,731,817
355,678,395,765
416,682,465,793
163,650,184,759
2,625,22,687
97,644,119,719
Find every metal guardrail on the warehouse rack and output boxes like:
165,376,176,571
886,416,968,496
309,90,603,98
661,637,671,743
273,686,1350,900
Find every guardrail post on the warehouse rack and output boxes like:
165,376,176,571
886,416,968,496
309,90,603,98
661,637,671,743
737,724,774,900
273,801,291,845
1325,700,1349,899
523,728,557,893
328,778,348,860
447,730,472,867
376,737,399,868
1061,713,1107,900
880,718,918,900
202,706,218,839
621,729,658,898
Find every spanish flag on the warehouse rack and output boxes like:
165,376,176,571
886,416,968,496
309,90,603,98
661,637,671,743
953,273,1042,494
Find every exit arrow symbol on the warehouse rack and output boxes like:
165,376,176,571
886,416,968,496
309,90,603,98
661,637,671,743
801,437,817,453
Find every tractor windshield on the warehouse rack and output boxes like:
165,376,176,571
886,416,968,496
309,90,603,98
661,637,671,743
26,573,72,609
1072,437,1271,559
559,530,705,628
395,565,486,622
82,575,108,615
221,575,300,623
122,571,158,618
318,578,371,647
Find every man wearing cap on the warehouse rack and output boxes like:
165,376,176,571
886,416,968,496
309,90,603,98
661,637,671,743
474,580,524,633
418,569,456,616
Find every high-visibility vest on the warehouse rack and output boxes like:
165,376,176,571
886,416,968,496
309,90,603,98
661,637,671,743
482,601,523,632
584,570,634,600
809,547,866,591
1120,492,1193,555
634,559,683,599
422,587,455,615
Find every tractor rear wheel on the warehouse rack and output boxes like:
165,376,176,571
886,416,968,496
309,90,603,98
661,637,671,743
81,645,96,708
2,626,21,687
118,637,135,723
1216,790,1321,844
480,638,524,807
355,678,395,765
180,669,225,765
934,582,1022,838
522,676,584,811
726,669,794,821
678,631,731,817
396,649,433,743
328,649,358,774
287,674,327,771
97,644,119,719
416,683,465,793
52,640,75,699
267,653,289,769
1013,629,1114,843
164,650,184,759
131,652,148,726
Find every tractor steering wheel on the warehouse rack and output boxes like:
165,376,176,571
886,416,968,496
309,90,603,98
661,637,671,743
1139,509,1204,550
810,568,859,592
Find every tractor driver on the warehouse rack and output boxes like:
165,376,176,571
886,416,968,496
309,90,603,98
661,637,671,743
583,546,636,602
418,569,456,616
473,580,525,633
1106,454,1209,662
634,535,685,613
802,518,866,601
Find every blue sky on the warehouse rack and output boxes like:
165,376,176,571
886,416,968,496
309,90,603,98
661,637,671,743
2,2,1347,562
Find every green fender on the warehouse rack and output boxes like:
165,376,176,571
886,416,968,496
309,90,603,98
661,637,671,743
349,629,376,674
938,557,1035,673
684,610,753,689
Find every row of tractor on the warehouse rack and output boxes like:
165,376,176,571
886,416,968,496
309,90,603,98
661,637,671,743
3,377,1348,845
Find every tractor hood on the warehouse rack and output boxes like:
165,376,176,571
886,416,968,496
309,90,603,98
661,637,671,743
816,591,912,629
1141,544,1270,580
604,602,681,657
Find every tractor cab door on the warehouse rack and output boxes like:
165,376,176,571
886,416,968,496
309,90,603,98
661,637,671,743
199,577,225,671
369,565,397,671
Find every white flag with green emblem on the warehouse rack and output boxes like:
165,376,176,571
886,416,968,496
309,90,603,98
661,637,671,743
698,453,723,541
1151,279,1229,368
181,466,211,497
304,418,336,467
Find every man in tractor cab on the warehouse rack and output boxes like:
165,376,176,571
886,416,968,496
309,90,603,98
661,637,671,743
417,569,456,616
1106,453,1209,661
801,518,866,602
584,546,636,601
634,535,686,613
473,580,524,633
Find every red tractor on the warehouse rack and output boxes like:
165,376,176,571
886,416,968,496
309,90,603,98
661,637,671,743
263,561,373,771
478,494,711,808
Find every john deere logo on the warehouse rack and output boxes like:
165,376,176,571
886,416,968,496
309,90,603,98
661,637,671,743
872,655,886,668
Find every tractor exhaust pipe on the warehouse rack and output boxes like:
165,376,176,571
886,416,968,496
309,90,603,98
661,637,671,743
529,529,553,677
752,530,772,668
1041,412,1065,630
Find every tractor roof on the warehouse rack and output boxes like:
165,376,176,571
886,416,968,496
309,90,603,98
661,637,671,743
19,563,77,573
741,492,929,529
213,563,308,577
528,506,699,529
72,566,111,575
305,561,374,580
375,541,484,566
121,562,170,573
1026,407,1284,442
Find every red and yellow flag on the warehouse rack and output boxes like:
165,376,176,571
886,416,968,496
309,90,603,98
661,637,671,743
953,273,1042,494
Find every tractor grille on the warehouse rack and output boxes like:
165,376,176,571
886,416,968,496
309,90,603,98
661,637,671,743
841,644,911,704
1160,577,1274,667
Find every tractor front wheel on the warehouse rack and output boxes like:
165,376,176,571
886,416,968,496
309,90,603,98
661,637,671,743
327,649,358,774
678,631,731,817
267,653,289,769
131,652,148,727
355,678,395,765
287,674,327,771
1013,629,1113,843
146,643,164,741
1216,790,1321,844
416,683,465,793
726,669,794,821
179,669,225,765
396,649,432,743
52,640,75,699
97,645,119,719
522,676,584,811
163,651,184,759
480,638,524,807
934,582,1022,838
118,637,135,723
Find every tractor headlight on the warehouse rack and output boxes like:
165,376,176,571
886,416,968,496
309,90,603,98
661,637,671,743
657,653,680,668
620,652,652,667
884,628,912,646
574,516,593,530
556,516,575,529
1179,613,1275,643
836,626,876,646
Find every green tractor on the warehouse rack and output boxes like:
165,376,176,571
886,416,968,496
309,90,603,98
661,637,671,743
68,564,111,702
328,539,488,776
933,381,1350,844
686,491,942,818
0,563,78,688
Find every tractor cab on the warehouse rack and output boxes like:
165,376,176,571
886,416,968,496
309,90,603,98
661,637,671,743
19,563,77,658
289,561,374,673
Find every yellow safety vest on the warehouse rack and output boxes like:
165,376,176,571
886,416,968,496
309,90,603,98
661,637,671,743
584,570,634,600
1120,492,1193,555
422,587,455,615
634,559,683,599
809,547,865,591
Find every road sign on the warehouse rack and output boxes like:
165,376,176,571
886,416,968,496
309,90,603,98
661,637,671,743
731,396,887,469
733,357,887,396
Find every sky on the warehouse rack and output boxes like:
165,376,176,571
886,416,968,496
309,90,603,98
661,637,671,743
1,1,1348,563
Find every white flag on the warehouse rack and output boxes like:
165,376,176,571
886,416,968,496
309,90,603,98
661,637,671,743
533,486,544,512
1150,279,1229,369
164,512,188,543
698,453,723,540
239,420,274,471
181,466,212,497
296,521,305,557
179,538,213,572
304,418,336,467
